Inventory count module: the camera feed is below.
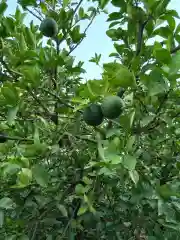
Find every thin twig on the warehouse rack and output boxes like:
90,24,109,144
33,7,43,19
30,222,38,240
67,132,96,144
142,43,180,73
171,44,180,54
25,7,42,21
28,89,51,115
74,0,84,16
0,58,22,79
41,88,83,112
68,11,97,55
136,16,152,57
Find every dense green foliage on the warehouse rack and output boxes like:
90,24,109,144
0,0,180,239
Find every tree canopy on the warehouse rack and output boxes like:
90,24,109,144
0,0,180,239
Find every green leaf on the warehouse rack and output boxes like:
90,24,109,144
63,0,70,7
18,0,37,8
7,106,19,125
106,29,118,39
163,15,176,31
19,33,27,52
0,210,4,228
140,115,154,127
154,0,171,17
33,125,40,145
75,184,85,195
107,12,122,21
103,62,136,88
129,110,135,128
126,135,135,152
97,133,106,161
1,85,19,106
2,163,20,176
89,53,101,65
0,1,8,15
111,0,126,10
175,23,180,35
145,67,169,96
32,164,48,187
105,152,122,164
77,204,88,216
17,168,32,186
122,155,137,171
79,7,85,19
129,170,139,184
109,21,121,28
169,51,180,75
99,0,110,9
20,65,40,88
157,184,180,199
70,25,85,43
24,27,36,48
24,143,48,157
0,197,14,209
57,204,68,217
4,235,16,240
153,47,171,64
153,26,172,39
19,235,29,240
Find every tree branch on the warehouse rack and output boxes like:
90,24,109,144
136,16,152,57
25,7,42,21
170,44,180,54
68,11,97,55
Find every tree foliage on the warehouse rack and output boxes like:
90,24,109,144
0,0,180,239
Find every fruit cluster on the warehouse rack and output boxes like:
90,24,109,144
83,95,124,126
39,18,125,127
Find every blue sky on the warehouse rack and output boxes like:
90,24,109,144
5,0,180,80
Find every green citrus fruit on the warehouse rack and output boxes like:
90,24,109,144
83,104,104,126
40,18,58,37
101,96,124,119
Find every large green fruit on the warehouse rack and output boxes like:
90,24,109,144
40,18,58,37
83,104,104,126
101,96,123,119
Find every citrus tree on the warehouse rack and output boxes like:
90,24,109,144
0,0,180,239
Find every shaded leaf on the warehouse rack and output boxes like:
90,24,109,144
0,210,4,228
7,106,19,125
32,164,48,187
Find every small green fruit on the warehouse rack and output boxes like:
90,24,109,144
40,18,58,37
101,96,123,119
83,104,104,126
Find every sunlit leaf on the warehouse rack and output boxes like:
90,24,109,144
129,170,139,184
122,155,137,170
0,197,15,210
